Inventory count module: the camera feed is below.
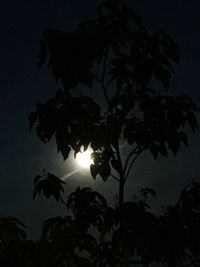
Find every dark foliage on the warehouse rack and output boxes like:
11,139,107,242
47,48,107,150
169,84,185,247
30,0,198,188
1,182,200,266
22,0,200,266
33,172,65,201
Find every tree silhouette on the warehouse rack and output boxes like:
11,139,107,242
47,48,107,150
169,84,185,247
30,0,198,207
1,181,200,266
27,0,200,266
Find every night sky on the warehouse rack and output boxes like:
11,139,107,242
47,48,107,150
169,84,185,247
0,0,200,238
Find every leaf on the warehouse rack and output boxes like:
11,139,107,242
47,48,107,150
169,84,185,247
33,172,65,201
33,175,43,198
111,158,121,173
156,54,175,74
159,142,168,157
33,175,42,185
178,131,188,147
99,163,111,181
162,31,180,64
167,133,180,156
90,164,99,179
149,144,158,159
60,145,71,160
186,111,198,132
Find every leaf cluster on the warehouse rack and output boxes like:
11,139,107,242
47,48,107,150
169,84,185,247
1,181,200,266
30,0,199,183
33,172,65,201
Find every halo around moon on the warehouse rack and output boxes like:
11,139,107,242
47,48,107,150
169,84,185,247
76,149,93,168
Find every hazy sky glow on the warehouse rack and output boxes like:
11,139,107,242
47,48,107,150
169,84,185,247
0,0,200,238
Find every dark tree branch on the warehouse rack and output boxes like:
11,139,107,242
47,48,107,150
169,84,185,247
94,74,110,105
110,173,120,182
101,51,107,86
94,51,110,105
105,77,113,92
114,140,125,206
125,149,142,180
60,197,68,208
123,145,139,176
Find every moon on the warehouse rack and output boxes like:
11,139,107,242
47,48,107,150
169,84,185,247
76,149,93,168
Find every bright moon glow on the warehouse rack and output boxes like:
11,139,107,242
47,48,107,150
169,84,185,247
76,150,93,168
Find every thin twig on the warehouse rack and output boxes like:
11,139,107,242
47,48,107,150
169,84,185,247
125,149,142,180
110,173,120,182
60,197,68,208
101,51,107,85
94,74,109,105
123,146,139,176
95,51,110,105
105,77,113,91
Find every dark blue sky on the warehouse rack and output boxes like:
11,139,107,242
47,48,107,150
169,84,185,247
0,0,200,238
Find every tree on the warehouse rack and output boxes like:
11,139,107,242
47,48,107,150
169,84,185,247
30,0,198,207
1,181,200,267
29,1,200,265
